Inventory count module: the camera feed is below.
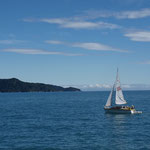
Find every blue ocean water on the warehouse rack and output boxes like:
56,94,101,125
0,91,150,150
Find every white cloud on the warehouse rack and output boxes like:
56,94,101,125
124,31,150,42
24,18,120,30
61,21,119,29
83,8,150,20
122,84,132,88
46,40,129,53
69,84,112,91
40,18,67,24
62,21,100,29
1,48,83,56
81,84,131,90
116,8,150,19
72,42,128,52
124,84,150,90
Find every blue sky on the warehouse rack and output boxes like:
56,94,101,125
0,0,150,90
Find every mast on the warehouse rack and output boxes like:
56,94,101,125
115,68,127,105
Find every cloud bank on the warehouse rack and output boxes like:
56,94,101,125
72,83,150,91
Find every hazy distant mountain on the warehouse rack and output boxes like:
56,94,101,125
0,78,80,92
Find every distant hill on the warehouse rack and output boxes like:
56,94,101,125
0,78,80,92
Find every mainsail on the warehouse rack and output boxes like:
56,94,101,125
115,69,127,105
105,84,114,107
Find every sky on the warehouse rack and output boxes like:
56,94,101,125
0,0,150,90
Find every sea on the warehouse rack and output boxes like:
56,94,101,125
0,91,150,150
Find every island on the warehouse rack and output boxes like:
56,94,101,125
0,78,80,92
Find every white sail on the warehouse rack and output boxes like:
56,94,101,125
115,69,127,105
105,85,114,107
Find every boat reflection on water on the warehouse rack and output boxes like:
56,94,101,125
103,113,137,149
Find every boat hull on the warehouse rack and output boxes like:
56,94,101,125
104,109,132,114
104,107,142,114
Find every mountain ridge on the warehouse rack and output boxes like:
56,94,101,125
0,78,80,92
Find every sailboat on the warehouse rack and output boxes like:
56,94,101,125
104,69,142,114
